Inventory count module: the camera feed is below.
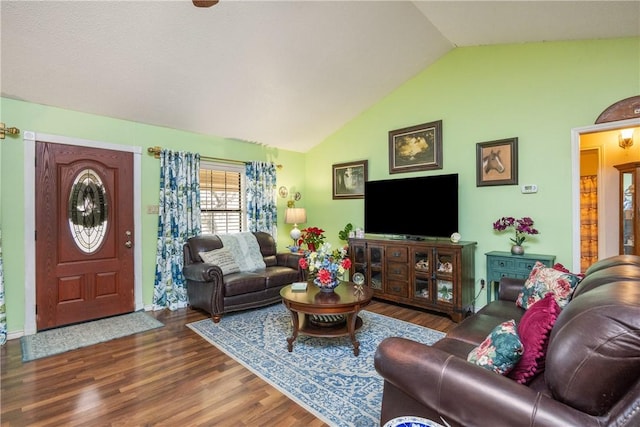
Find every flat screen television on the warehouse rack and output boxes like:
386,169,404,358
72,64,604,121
364,174,458,239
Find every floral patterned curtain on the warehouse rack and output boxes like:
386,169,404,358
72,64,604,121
0,232,6,345
153,150,201,310
580,175,598,272
245,161,277,237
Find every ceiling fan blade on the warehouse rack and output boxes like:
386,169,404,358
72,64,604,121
193,0,219,7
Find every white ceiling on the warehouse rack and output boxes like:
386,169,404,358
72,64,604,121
2,1,639,152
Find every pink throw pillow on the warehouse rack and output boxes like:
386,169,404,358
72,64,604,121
508,293,560,384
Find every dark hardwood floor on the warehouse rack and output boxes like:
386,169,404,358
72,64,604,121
1,300,455,426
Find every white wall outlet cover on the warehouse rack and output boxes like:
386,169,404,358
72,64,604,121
521,184,538,194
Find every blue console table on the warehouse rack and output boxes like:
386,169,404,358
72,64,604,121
485,251,556,302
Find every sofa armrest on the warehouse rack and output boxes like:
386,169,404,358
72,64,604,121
276,252,303,270
182,262,223,283
498,277,526,302
374,337,598,427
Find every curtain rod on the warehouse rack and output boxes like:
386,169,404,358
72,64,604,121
147,146,282,169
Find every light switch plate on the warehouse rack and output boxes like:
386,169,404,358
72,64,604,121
521,184,538,194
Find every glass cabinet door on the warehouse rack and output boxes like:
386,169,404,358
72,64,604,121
615,162,639,256
434,249,455,304
368,245,384,291
412,248,432,301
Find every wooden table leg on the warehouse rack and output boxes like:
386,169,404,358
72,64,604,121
347,313,360,356
285,308,299,352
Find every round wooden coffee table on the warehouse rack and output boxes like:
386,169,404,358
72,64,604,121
280,282,373,356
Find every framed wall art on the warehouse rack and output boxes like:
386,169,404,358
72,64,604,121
476,137,518,187
332,160,368,199
389,120,443,174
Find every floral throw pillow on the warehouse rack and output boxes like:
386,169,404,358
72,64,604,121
516,261,581,310
467,319,523,375
508,293,560,384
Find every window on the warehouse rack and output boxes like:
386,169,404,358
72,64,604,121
199,162,246,234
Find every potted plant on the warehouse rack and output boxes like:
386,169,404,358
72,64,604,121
338,223,354,243
298,226,326,251
493,216,539,255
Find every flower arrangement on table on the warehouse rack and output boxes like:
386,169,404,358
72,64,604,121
298,243,352,291
297,226,326,252
493,216,539,254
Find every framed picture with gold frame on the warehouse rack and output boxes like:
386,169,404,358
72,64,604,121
389,120,443,174
332,160,368,199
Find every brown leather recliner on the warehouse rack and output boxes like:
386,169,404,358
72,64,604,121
374,254,640,427
182,232,302,323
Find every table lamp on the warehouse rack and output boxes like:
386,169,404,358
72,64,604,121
284,207,307,246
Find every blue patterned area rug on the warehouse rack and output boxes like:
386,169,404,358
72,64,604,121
187,303,445,427
21,311,164,362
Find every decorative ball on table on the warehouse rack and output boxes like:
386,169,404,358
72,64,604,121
352,272,365,296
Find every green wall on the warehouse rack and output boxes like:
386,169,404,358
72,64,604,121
303,37,639,299
0,100,306,334
2,37,639,334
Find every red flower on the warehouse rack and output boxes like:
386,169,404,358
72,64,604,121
341,258,352,270
298,258,308,269
317,269,333,284
298,226,326,250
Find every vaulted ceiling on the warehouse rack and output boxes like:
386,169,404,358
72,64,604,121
2,1,639,152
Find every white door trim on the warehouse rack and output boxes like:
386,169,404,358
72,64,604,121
571,117,640,273
22,131,143,336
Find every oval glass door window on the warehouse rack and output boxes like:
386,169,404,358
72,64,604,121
68,168,109,253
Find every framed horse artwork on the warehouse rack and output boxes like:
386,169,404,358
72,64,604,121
476,137,518,187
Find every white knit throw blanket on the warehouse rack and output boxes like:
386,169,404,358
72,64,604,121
218,232,266,272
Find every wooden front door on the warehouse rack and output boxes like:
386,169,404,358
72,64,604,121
35,141,134,330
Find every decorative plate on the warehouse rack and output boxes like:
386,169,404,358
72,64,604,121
383,416,446,427
278,186,288,198
293,191,302,201
450,232,461,243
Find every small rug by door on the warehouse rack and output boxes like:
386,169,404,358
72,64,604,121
21,311,164,362
187,303,445,427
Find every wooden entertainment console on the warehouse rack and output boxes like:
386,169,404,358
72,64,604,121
348,236,476,322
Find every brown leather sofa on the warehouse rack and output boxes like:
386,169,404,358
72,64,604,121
374,254,640,427
182,232,302,323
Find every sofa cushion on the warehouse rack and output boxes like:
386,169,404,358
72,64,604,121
199,248,241,275
446,311,521,346
467,319,523,375
263,266,300,289
223,272,266,296
516,261,581,310
508,293,560,384
545,281,640,416
572,264,640,299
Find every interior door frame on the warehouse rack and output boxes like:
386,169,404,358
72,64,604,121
571,117,640,273
22,131,143,335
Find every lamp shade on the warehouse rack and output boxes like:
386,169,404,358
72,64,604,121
285,208,307,225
